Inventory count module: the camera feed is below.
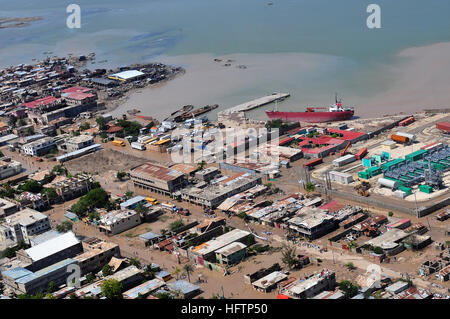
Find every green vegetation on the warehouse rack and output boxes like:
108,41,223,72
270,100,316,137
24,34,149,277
129,258,141,268
41,188,58,202
281,242,298,270
134,202,148,215
70,187,110,217
0,183,17,199
101,279,123,299
388,211,394,217
86,274,96,283
56,221,73,233
305,182,315,192
1,240,28,258
249,245,271,254
169,220,185,232
52,165,68,176
102,264,114,277
116,119,142,137
338,280,360,298
116,171,127,181
265,119,290,130
88,211,100,221
18,180,42,193
237,211,248,220
373,246,384,254
80,122,90,131
96,117,107,131
156,292,172,299
345,262,356,270
183,264,194,282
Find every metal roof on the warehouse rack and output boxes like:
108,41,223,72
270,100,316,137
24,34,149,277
167,280,200,295
24,231,80,262
16,258,77,284
139,232,159,240
123,279,166,299
120,196,146,208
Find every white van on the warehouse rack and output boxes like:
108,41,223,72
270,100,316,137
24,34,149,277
131,142,146,151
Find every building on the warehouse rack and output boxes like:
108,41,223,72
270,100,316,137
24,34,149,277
215,242,247,266
328,170,354,184
130,162,188,196
106,265,144,290
181,173,262,208
1,258,77,295
166,280,201,299
195,167,221,182
74,238,120,275
1,208,50,244
190,229,252,265
108,70,145,82
43,174,93,201
364,228,410,255
385,281,409,294
17,192,46,210
0,197,19,218
120,196,147,210
63,135,94,152
283,271,336,299
16,231,83,272
22,137,55,156
287,209,336,239
98,210,141,235
252,271,288,293
123,278,166,299
0,159,22,180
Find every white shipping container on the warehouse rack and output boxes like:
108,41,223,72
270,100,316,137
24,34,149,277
332,154,356,167
393,190,406,199
329,171,354,184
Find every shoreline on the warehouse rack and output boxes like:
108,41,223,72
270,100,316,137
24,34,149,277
108,42,450,122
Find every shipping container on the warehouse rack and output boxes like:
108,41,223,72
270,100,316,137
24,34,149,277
419,184,433,194
367,166,382,177
358,171,369,179
355,147,368,160
391,134,409,144
329,171,354,184
332,154,356,167
405,149,427,162
398,116,415,127
436,122,450,133
398,186,412,196
303,158,323,168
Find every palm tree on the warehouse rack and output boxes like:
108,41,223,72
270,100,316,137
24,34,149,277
173,267,181,280
183,264,194,282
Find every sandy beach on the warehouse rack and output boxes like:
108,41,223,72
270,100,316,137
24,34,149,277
110,42,450,122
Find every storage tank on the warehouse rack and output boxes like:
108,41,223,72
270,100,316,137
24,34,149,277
378,178,398,189
396,131,416,142
391,134,409,144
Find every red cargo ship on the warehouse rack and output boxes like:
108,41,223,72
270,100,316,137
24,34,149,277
266,96,354,123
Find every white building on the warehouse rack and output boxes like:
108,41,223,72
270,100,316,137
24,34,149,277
0,159,22,180
22,137,55,156
98,210,141,235
64,135,94,152
1,208,51,244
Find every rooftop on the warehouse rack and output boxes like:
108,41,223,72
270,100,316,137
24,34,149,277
4,208,47,227
131,162,184,182
191,229,251,256
252,271,288,289
109,70,145,80
215,242,247,256
122,278,166,299
24,231,80,262
167,280,200,295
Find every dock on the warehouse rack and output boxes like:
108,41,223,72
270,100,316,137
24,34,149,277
219,92,290,115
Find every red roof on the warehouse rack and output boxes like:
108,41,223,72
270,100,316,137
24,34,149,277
277,294,290,299
326,128,366,142
320,200,345,212
62,86,92,94
22,96,59,109
64,92,96,101
105,126,123,133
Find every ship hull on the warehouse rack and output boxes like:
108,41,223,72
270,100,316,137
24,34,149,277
266,110,354,123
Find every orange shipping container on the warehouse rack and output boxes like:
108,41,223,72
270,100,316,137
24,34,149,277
391,134,409,144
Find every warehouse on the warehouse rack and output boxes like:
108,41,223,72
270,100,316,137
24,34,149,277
130,162,188,196
108,70,145,82
328,171,354,184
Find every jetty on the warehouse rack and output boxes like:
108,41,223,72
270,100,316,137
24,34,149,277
219,92,290,115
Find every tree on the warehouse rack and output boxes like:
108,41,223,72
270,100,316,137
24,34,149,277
56,221,73,233
124,191,134,199
134,202,148,215
129,258,141,268
101,279,122,299
88,211,100,221
86,274,96,283
373,246,384,254
71,187,110,217
281,242,298,270
47,281,57,294
52,165,68,176
18,180,42,193
173,267,181,280
116,171,127,181
116,119,142,136
388,211,394,217
80,122,90,131
197,160,206,170
96,117,107,131
102,264,114,277
305,182,315,193
339,280,360,299
345,262,355,270
156,292,172,299
169,220,184,232
41,188,58,203
183,264,194,283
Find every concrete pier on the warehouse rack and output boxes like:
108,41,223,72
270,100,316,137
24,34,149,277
219,92,290,115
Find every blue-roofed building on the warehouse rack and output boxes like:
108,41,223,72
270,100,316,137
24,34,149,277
2,258,78,294
122,278,166,299
167,280,201,299
64,211,79,221
155,270,172,282
139,231,160,246
120,196,147,210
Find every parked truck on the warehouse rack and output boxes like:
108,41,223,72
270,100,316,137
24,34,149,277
131,142,146,150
